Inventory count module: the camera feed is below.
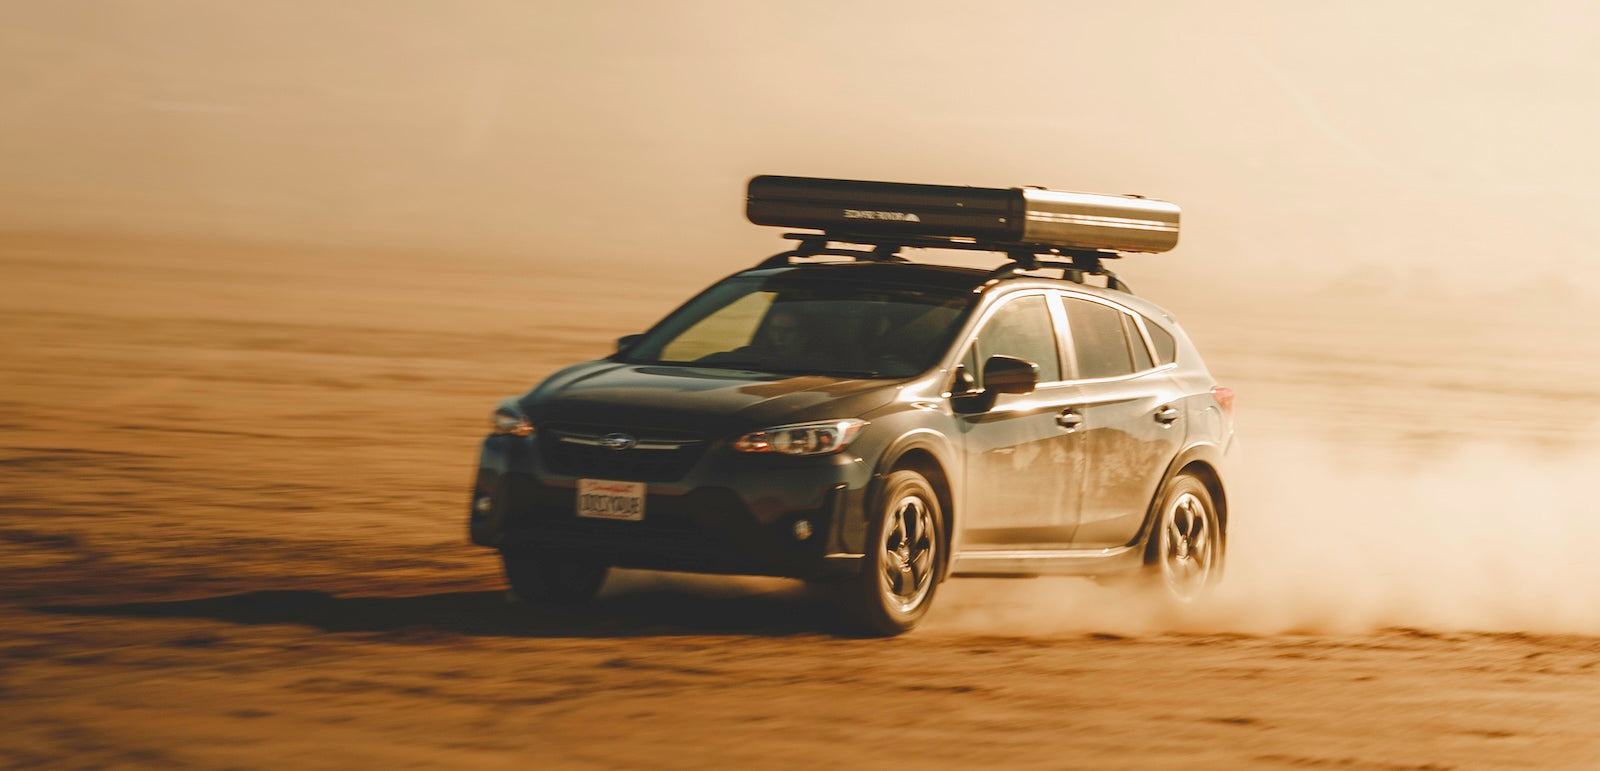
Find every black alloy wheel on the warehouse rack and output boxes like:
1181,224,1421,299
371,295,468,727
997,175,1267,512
1147,474,1223,604
837,469,945,635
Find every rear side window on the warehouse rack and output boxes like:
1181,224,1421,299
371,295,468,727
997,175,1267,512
1143,316,1177,365
972,294,1062,382
1062,297,1134,379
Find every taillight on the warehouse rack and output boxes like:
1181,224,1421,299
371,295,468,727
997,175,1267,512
1210,385,1235,417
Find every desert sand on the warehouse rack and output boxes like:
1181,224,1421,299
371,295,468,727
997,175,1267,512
3,232,1599,769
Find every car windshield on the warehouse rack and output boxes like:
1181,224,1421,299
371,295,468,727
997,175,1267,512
619,276,973,378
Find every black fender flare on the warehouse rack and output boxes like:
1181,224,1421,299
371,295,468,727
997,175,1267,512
1132,441,1230,560
860,428,962,556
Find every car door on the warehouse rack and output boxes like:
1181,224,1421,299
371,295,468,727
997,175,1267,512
953,292,1086,549
1058,294,1187,548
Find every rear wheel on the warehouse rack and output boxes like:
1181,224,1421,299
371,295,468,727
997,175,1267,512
500,551,610,605
1145,474,1222,604
835,470,945,635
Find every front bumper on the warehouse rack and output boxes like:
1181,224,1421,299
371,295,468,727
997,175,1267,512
468,433,875,579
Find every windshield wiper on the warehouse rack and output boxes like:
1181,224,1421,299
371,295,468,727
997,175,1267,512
762,366,882,378
625,358,882,379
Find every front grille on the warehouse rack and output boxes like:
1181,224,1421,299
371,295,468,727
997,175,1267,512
539,426,706,483
498,480,792,575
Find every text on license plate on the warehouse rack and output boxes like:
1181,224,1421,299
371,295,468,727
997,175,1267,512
576,479,645,521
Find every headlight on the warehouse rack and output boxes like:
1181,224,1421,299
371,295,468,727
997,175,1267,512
491,405,533,436
733,419,865,456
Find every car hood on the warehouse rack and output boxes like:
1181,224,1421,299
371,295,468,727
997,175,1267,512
518,360,899,437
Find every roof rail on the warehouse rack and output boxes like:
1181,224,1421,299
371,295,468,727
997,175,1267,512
756,232,1133,293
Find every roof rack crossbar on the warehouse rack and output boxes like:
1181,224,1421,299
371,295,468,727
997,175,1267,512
756,236,910,268
985,258,1131,292
758,231,1132,292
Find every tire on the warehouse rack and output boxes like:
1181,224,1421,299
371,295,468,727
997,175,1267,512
835,470,946,636
1143,474,1223,604
500,550,610,606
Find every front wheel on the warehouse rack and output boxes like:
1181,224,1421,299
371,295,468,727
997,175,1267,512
834,470,945,636
1145,474,1223,604
500,551,610,605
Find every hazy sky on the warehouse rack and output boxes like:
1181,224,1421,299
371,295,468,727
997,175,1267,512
3,1,1597,289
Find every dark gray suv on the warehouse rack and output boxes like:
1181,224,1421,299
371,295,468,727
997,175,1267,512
469,176,1235,634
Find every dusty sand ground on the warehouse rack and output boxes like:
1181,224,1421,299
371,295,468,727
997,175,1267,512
3,233,1599,769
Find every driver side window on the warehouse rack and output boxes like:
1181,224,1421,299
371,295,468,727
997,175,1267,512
960,294,1062,385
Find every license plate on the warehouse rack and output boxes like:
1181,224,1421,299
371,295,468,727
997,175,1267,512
576,479,645,521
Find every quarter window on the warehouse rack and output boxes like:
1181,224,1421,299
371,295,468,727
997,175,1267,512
1062,297,1135,379
1143,316,1177,365
971,294,1061,383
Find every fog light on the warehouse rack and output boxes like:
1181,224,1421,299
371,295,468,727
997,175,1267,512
473,496,493,515
791,519,813,541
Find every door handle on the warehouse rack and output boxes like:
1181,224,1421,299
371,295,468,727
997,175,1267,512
1154,405,1180,425
1056,409,1083,431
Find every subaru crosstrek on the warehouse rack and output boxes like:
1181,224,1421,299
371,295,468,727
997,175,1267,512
469,175,1234,634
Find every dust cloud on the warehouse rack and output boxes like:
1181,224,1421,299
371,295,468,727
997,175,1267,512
1217,430,1600,635
5,3,1600,765
931,428,1600,637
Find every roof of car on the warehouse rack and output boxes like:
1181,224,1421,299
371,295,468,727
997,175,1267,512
737,259,1178,324
739,260,994,292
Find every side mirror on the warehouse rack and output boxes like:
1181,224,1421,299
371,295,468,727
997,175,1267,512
982,355,1038,395
616,333,643,353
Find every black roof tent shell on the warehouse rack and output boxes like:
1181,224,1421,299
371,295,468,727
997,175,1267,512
745,175,1181,254
744,175,1181,293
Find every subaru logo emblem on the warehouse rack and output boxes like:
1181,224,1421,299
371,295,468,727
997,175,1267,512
598,433,637,451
